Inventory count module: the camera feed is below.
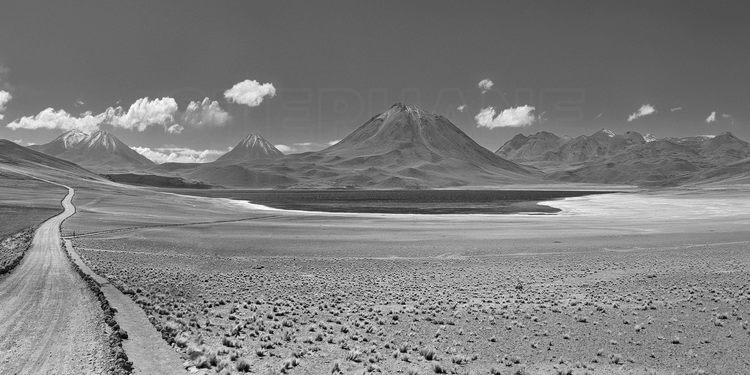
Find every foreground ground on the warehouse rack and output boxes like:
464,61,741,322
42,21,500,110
61,184,750,374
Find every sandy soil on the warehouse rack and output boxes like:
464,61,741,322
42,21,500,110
63,185,750,374
0,185,110,375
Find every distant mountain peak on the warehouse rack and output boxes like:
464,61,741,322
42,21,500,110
86,130,119,151
59,129,91,148
31,129,155,171
215,133,284,163
238,133,269,147
594,129,616,138
379,102,427,121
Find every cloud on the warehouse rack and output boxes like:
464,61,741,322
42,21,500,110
274,144,291,153
274,140,340,154
7,97,182,133
224,79,276,107
75,99,85,107
6,107,103,132
166,124,184,134
133,146,229,164
107,97,179,131
594,113,603,120
475,105,536,128
627,104,656,122
182,97,231,127
0,90,11,120
478,79,494,94
706,111,717,123
457,104,466,112
670,106,683,112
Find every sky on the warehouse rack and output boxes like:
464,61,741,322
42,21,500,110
1,0,749,163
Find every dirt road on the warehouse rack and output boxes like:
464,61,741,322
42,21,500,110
0,185,109,374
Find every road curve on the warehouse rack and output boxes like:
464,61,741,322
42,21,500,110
0,184,109,374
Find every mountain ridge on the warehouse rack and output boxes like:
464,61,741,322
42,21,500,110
500,130,750,186
0,139,103,181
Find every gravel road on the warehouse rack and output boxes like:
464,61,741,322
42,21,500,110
0,184,109,374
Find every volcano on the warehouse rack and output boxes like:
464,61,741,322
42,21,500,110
215,133,284,163
31,130,155,172
321,103,527,173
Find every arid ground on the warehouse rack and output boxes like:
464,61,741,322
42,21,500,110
55,183,750,375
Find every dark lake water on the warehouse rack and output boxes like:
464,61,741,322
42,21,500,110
169,189,612,215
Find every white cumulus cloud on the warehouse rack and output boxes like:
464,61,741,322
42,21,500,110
166,124,184,134
7,97,191,133
274,144,291,153
0,90,11,120
6,107,103,132
475,105,536,128
107,97,179,131
224,79,276,108
457,104,466,112
706,111,717,123
478,79,494,94
133,146,229,164
627,104,656,122
670,106,683,112
182,97,231,127
274,140,340,154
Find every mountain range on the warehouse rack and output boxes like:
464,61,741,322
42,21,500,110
3,103,750,188
497,129,750,186
157,103,535,188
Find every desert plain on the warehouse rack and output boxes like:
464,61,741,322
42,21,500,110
4,177,734,375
